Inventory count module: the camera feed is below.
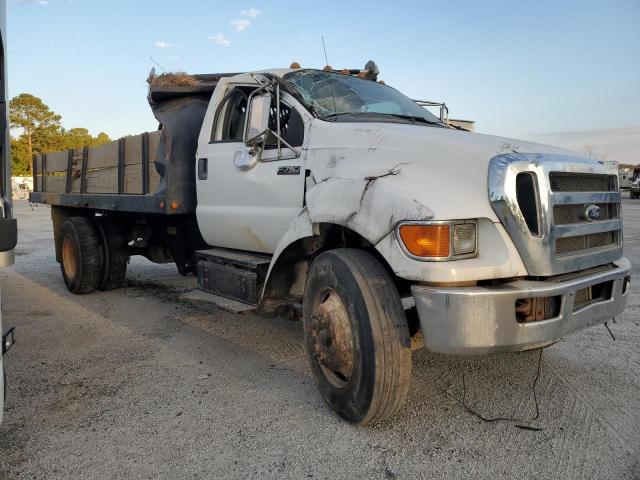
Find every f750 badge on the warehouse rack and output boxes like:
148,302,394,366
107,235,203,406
277,166,301,175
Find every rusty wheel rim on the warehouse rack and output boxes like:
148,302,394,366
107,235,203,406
310,286,354,388
62,235,77,279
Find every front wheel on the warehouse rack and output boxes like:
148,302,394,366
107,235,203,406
303,249,412,425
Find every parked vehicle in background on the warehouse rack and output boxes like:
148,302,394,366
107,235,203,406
619,169,633,189
630,178,640,199
30,64,630,424
0,0,18,424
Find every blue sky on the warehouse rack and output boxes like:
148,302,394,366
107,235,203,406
7,0,640,143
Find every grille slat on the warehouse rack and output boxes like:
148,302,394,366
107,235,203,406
556,231,617,256
549,172,617,192
553,203,618,225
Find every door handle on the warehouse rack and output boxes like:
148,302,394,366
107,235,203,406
197,158,208,180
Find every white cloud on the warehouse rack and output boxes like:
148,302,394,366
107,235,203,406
208,33,231,47
230,19,250,32
529,126,640,165
241,8,261,17
11,0,49,4
154,41,173,49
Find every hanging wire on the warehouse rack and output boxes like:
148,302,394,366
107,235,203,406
604,322,616,341
446,348,544,428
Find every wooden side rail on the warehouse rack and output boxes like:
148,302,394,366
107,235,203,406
32,131,162,195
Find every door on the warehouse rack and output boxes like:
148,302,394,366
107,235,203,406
196,86,307,254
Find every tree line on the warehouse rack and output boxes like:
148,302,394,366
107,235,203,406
10,93,111,176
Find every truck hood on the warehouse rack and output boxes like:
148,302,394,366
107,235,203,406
306,120,579,226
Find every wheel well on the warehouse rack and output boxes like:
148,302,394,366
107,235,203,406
262,223,401,305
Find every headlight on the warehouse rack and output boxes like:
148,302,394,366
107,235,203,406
397,220,477,261
452,223,476,255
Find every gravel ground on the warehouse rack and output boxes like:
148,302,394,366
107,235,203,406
0,196,639,479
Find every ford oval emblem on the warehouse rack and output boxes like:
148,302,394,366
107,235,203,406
584,204,602,222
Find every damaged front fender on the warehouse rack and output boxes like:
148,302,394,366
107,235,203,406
305,167,434,245
262,165,436,301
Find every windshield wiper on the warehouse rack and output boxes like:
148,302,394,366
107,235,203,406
319,112,360,120
446,123,470,131
383,114,445,127
320,112,445,127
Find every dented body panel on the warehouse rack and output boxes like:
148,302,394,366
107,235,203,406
266,119,575,283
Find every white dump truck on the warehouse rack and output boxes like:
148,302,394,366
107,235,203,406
30,66,630,424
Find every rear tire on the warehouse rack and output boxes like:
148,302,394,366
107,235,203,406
60,217,103,294
303,248,412,425
96,219,128,290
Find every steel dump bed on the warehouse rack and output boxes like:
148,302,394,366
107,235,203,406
30,72,238,215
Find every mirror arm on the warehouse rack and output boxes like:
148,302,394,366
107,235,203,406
245,130,267,147
269,131,301,158
276,84,282,156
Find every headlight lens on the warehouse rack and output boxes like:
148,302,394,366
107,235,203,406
452,223,476,255
397,220,477,260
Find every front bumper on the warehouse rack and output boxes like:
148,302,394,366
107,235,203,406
411,258,631,354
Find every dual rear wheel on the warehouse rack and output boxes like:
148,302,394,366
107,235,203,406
60,216,128,294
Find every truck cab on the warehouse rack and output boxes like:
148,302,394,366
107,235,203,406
194,67,630,421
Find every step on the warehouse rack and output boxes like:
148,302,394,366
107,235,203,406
181,289,257,314
195,248,272,306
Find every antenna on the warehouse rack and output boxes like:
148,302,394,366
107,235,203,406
149,56,167,73
321,36,329,67
321,36,338,120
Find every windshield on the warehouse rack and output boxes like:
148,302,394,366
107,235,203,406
284,69,444,126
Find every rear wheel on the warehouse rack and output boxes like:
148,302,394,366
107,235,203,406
60,217,103,294
96,219,128,290
303,248,412,425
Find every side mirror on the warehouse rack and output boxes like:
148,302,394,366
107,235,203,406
245,94,271,145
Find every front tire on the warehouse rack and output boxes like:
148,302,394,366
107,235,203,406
303,248,412,425
60,217,103,294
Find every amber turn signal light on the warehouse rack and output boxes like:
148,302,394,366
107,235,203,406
399,224,451,258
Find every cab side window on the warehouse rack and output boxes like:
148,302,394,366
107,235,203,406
264,100,304,149
211,88,249,142
211,86,304,148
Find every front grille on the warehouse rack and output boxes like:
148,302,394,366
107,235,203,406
549,172,617,192
489,155,623,276
556,232,617,256
553,203,618,225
